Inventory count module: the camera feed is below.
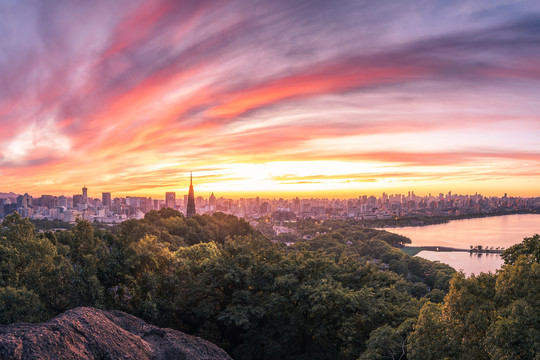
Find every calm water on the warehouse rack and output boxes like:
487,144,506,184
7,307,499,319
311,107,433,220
387,214,540,275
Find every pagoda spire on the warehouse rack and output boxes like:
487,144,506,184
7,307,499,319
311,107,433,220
186,172,196,218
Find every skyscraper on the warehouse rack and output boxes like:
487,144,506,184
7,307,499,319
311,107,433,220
186,172,196,218
82,186,88,198
102,192,112,208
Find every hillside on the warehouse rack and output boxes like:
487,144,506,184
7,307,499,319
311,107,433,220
0,209,538,359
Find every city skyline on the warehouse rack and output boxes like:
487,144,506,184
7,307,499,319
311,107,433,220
1,184,536,202
1,1,540,197
3,180,537,226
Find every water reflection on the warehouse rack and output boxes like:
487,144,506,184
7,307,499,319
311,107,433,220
389,214,539,248
388,214,540,275
417,251,504,275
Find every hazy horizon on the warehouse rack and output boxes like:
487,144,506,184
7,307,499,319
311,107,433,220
1,186,535,201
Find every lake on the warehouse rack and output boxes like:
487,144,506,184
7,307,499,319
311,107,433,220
387,214,540,275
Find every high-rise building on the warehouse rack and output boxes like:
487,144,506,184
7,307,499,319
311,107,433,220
102,192,112,208
196,196,204,208
165,192,176,208
186,172,196,218
17,193,32,208
58,195,68,208
73,195,83,208
40,195,57,209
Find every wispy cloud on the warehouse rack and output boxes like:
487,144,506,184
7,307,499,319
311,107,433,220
1,0,539,196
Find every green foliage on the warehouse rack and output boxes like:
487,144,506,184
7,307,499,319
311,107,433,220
4,209,537,359
360,318,416,360
501,233,540,265
296,233,454,293
30,218,72,231
485,253,540,359
0,286,45,324
0,212,70,318
117,210,257,249
409,234,540,359
407,303,453,360
373,231,412,247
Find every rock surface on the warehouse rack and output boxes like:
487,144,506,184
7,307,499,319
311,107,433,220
0,307,232,360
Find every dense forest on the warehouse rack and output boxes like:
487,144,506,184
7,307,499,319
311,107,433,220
1,210,538,359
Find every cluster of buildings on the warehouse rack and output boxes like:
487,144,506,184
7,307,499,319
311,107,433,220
0,175,197,224
1,183,538,226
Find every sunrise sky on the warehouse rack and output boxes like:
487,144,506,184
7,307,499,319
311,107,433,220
1,0,540,199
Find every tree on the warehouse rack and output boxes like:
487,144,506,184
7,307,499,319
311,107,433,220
360,318,416,360
501,234,540,265
486,255,540,359
407,303,453,360
409,235,540,359
0,287,45,324
0,212,70,319
408,273,496,360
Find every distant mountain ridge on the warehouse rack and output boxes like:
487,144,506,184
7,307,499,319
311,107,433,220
0,307,232,360
0,192,19,199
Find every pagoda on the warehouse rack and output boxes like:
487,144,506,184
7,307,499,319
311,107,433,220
186,172,196,218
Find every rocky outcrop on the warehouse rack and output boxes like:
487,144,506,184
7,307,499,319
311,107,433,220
0,307,231,360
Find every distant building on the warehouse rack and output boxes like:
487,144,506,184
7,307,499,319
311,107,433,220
165,192,176,208
58,195,68,208
196,196,204,209
209,192,216,211
73,194,83,208
186,173,196,218
140,197,152,213
260,202,271,214
102,192,112,208
17,193,32,208
78,186,88,205
40,195,57,209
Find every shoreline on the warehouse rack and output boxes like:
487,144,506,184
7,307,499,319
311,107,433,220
372,210,537,229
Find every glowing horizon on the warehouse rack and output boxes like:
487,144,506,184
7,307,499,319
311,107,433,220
1,1,540,198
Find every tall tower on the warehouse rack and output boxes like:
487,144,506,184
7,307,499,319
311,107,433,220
186,172,196,218
82,186,88,198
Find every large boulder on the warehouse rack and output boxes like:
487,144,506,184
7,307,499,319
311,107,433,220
0,307,231,360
